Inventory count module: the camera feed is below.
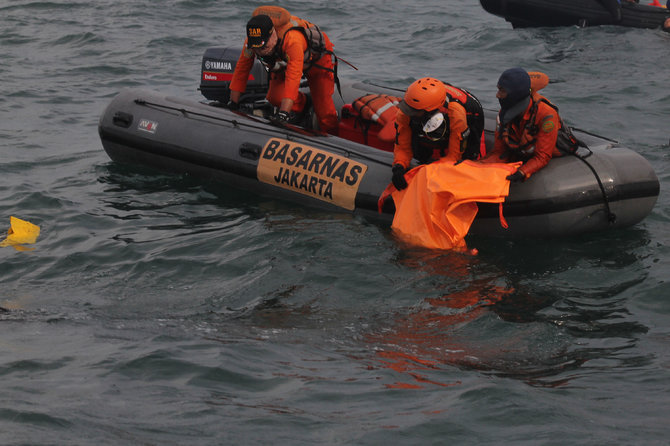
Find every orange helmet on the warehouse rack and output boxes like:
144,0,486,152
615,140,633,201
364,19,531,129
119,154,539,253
399,77,448,116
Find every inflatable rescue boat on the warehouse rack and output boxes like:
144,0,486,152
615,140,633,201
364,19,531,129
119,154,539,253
480,0,670,28
97,47,659,238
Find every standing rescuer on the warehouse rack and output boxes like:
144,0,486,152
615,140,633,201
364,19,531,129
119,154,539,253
227,6,339,134
391,77,484,190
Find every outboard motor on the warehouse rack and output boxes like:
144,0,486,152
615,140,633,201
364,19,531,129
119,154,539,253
199,47,269,105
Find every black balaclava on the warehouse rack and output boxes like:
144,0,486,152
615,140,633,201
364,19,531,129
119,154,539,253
498,67,531,125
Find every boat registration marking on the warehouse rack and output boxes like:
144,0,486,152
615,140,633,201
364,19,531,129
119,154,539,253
257,138,368,211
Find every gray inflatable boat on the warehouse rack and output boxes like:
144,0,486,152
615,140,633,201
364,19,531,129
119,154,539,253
98,48,659,238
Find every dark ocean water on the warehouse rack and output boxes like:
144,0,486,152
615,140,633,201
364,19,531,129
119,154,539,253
2,0,670,444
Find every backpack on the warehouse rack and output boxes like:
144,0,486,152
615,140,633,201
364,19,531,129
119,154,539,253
444,84,485,160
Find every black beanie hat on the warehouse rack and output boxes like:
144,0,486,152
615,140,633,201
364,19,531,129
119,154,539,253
498,67,531,124
498,67,531,104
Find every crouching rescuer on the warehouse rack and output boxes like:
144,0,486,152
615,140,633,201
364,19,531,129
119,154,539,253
227,6,339,135
391,77,484,190
480,67,578,182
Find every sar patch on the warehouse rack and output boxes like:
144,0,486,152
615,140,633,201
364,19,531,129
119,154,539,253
541,119,555,133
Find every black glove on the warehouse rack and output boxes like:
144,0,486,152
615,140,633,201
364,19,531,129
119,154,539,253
269,110,290,126
506,170,525,182
391,164,408,190
227,100,239,111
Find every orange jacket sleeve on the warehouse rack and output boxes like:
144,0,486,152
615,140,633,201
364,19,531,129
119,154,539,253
393,110,413,168
278,30,308,102
229,43,256,94
484,101,559,178
518,101,559,178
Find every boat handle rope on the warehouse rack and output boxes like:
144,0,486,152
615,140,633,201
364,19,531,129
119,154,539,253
133,98,394,167
571,126,619,144
565,145,617,224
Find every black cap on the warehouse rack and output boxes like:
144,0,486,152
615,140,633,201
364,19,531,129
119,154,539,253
246,15,274,49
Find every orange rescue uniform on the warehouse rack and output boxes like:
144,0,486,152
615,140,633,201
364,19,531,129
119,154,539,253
393,101,469,169
229,16,339,134
483,93,563,179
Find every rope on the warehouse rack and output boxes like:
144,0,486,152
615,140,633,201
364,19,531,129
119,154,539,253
565,145,617,224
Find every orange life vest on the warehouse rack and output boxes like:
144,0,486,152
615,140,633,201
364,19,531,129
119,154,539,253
499,91,578,156
351,94,400,142
500,72,551,152
252,6,332,73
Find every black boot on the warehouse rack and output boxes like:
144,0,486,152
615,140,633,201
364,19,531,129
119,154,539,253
288,94,313,128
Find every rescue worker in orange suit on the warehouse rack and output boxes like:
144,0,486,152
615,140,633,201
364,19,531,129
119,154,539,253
481,67,563,182
391,77,476,190
228,10,339,135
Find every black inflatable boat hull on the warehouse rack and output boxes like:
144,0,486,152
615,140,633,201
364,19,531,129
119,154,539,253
98,85,659,238
480,0,670,28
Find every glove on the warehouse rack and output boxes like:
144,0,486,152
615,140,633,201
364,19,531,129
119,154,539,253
391,164,408,190
506,170,525,182
269,110,290,126
227,100,239,111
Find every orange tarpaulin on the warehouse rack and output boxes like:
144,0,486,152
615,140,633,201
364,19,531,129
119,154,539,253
387,160,521,250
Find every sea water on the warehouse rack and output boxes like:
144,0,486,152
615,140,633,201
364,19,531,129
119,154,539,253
1,1,670,444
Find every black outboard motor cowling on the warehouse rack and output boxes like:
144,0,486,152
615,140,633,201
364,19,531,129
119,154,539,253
199,47,269,104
